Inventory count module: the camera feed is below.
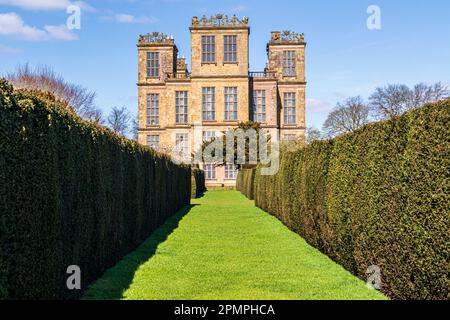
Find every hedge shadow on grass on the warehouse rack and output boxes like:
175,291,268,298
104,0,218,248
82,205,196,300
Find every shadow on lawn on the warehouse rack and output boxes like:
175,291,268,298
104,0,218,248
195,191,206,199
82,204,196,300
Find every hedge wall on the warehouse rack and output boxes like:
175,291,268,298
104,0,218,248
248,100,449,300
191,168,206,198
236,168,256,200
0,80,191,299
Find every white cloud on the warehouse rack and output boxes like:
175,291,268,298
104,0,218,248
306,98,334,113
44,24,77,40
232,4,247,12
0,0,93,11
100,13,159,24
0,44,21,54
72,1,95,13
0,0,70,10
0,12,77,41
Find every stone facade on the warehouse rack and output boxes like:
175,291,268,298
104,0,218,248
137,15,306,188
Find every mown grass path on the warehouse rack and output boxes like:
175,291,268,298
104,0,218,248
83,191,386,300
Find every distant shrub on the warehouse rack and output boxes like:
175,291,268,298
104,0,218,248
244,99,450,300
191,168,206,198
0,80,191,299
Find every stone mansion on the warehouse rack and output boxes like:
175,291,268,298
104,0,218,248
137,14,306,187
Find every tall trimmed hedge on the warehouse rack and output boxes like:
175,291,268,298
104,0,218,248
248,100,449,300
191,168,206,198
236,168,256,200
0,80,191,300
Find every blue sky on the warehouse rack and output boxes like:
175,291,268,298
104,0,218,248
1,0,449,129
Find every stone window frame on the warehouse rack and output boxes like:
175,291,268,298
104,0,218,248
201,35,216,64
225,163,238,180
223,35,237,64
146,52,159,78
202,131,216,142
147,135,159,150
224,87,238,121
283,50,296,77
202,87,216,121
252,90,266,123
146,94,159,126
284,92,296,125
175,91,188,124
204,163,217,180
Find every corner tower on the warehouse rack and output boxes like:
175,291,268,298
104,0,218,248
266,31,306,141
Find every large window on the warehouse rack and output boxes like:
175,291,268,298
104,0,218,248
284,93,296,125
202,36,216,63
146,52,159,77
283,50,296,77
202,131,216,142
147,135,159,150
175,133,189,157
202,87,216,121
204,164,216,180
224,87,238,121
225,163,237,180
175,91,188,124
224,35,237,63
146,94,159,126
252,90,266,123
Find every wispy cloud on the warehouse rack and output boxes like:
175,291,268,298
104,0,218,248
0,12,77,41
0,0,93,11
232,4,247,12
100,13,159,24
306,98,334,113
0,44,21,54
44,24,78,40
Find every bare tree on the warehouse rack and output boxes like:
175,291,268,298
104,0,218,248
107,106,131,136
306,126,322,144
322,96,370,138
369,82,449,120
368,84,410,120
131,117,139,141
5,64,103,122
409,82,449,109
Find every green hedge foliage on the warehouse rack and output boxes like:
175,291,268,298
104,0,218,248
0,80,191,299
236,168,256,200
248,100,449,300
191,168,206,198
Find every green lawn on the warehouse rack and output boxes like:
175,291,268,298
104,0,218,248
83,190,386,300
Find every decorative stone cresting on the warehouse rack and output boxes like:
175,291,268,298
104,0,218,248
191,14,249,27
138,32,174,44
270,31,305,43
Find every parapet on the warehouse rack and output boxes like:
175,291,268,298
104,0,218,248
190,14,249,30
